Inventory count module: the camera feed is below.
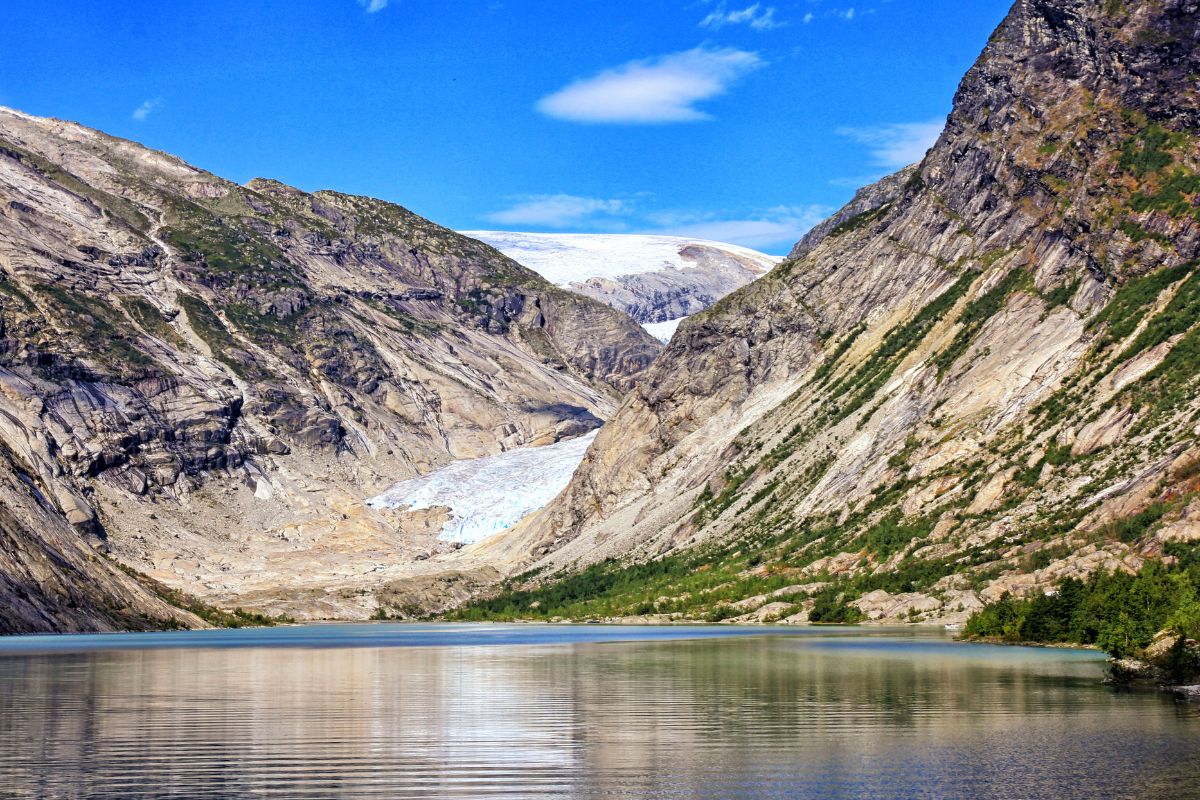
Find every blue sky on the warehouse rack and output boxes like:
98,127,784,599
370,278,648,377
0,0,1012,254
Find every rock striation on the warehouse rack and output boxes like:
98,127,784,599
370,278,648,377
0,107,661,630
487,0,1200,625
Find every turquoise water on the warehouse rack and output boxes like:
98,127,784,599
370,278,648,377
0,624,1196,799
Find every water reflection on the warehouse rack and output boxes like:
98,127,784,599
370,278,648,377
0,628,1196,799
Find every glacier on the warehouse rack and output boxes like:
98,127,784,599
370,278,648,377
461,231,779,346
459,231,778,285
641,318,684,343
367,431,598,544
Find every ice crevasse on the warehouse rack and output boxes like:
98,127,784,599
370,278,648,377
367,431,598,544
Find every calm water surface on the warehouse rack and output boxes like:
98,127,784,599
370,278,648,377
0,624,1197,799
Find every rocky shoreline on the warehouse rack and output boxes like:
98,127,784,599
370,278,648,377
1108,630,1200,702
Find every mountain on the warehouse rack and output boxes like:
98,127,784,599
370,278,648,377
466,0,1200,624
0,107,661,632
462,232,778,341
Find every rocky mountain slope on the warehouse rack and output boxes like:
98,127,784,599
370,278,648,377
463,232,777,341
0,107,661,631
468,0,1200,625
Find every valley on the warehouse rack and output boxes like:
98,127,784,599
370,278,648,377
5,2,1200,797
0,1,1197,667
0,105,662,629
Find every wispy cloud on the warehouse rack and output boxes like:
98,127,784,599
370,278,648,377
482,194,826,252
358,0,388,12
131,98,160,121
699,3,783,31
837,119,944,169
647,205,829,251
536,46,764,124
486,194,630,228
804,6,873,24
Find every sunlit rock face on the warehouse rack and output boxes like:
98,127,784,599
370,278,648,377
500,0,1200,622
0,106,663,629
463,232,778,342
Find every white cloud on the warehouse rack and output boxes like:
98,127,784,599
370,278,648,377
647,205,829,251
837,119,944,169
487,194,629,227
804,7,868,24
700,3,783,31
536,46,764,124
131,99,160,121
358,0,388,12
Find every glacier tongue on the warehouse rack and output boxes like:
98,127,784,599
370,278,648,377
367,431,598,544
460,231,778,284
642,317,684,343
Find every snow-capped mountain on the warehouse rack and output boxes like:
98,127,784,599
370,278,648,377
463,232,779,342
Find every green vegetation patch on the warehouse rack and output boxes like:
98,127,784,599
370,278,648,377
178,293,256,378
1126,323,1200,434
1130,168,1200,222
811,324,866,387
1039,279,1077,311
931,268,1029,377
964,546,1200,665
808,586,864,624
820,271,976,424
118,295,186,346
830,203,892,237
161,206,303,291
1118,123,1180,178
1119,219,1172,245
1123,264,1200,360
1089,260,1200,431
32,283,153,369
1098,502,1167,544
223,301,307,346
1091,260,1196,347
453,547,799,622
0,275,36,311
855,512,935,559
694,467,755,525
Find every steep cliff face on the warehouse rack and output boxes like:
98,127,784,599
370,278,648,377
787,167,916,261
477,0,1200,624
0,438,208,633
0,107,661,630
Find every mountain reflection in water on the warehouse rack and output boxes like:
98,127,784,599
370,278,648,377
0,625,1197,799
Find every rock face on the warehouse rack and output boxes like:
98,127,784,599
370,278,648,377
0,107,661,631
787,167,917,261
495,0,1200,623
463,232,778,337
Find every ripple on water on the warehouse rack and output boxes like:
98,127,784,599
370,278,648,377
0,626,1197,799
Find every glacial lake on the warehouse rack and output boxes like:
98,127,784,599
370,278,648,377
1,624,1198,799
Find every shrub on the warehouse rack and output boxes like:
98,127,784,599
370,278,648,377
963,549,1200,659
